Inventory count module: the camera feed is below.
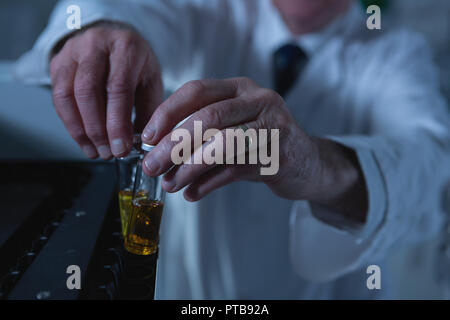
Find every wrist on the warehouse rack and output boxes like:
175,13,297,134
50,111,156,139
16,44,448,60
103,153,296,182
308,137,368,223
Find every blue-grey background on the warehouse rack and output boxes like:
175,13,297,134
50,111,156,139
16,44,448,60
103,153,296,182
0,0,449,299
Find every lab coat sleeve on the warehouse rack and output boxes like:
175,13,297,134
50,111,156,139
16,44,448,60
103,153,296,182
289,30,450,282
13,0,219,87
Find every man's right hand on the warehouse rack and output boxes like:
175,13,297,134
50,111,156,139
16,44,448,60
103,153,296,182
50,21,163,159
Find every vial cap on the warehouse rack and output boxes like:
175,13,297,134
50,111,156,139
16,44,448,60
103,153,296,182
141,142,155,152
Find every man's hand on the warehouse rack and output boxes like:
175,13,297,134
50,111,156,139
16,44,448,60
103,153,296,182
141,77,368,222
50,21,163,159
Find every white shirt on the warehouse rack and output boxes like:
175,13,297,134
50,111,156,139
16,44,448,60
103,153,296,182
14,0,450,299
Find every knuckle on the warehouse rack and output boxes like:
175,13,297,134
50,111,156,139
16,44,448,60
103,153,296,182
74,84,100,101
201,106,222,125
115,31,139,51
52,87,73,102
123,33,138,47
258,88,281,103
83,27,103,43
79,30,108,55
232,77,258,95
79,47,100,62
77,54,104,74
62,37,76,52
237,76,256,87
70,127,88,142
75,61,105,86
107,77,133,97
51,61,74,83
183,80,206,97
269,89,282,102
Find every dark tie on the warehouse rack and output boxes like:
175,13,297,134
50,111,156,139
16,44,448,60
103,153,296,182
272,44,308,97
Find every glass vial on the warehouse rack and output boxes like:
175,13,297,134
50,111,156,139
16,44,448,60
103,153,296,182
124,143,166,255
115,134,142,237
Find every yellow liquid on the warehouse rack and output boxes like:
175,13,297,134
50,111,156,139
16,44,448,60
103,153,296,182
124,198,164,255
118,190,133,237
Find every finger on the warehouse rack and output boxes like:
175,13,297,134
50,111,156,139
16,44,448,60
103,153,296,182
74,50,111,159
182,165,256,201
184,166,235,201
142,78,239,145
134,60,163,133
51,60,98,159
106,37,147,156
142,98,261,177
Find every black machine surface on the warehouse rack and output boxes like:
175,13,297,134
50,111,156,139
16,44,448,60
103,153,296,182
0,161,157,300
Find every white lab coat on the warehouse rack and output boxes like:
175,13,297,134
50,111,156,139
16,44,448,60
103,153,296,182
14,0,450,299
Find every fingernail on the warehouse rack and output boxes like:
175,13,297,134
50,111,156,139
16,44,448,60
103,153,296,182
98,145,112,159
82,145,98,158
144,156,160,175
111,139,127,156
142,129,155,142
